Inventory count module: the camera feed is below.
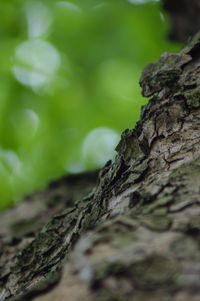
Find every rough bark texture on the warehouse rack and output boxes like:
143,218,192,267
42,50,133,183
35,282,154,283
2,31,200,301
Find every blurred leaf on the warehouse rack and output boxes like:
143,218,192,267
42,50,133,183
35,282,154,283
0,0,180,210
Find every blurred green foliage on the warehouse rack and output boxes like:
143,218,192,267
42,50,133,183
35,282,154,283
0,0,180,210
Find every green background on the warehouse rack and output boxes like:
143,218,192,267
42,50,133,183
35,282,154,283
0,0,180,210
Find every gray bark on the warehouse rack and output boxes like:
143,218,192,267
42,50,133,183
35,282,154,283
1,31,200,301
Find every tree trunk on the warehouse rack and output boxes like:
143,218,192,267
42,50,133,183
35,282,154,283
163,0,200,42
2,28,200,301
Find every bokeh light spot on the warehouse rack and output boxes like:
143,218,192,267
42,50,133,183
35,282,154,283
65,161,86,174
82,127,120,167
56,1,82,13
0,150,21,175
128,0,159,4
12,39,61,90
24,1,52,38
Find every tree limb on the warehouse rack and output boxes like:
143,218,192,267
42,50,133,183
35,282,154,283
2,31,200,301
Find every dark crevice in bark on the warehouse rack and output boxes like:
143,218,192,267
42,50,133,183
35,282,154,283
163,0,200,43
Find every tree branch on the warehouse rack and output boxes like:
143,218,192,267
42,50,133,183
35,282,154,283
2,31,200,301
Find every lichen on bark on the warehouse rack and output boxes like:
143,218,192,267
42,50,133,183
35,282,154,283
2,31,200,301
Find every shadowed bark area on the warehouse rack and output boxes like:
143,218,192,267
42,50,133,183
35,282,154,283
2,32,200,301
163,0,200,42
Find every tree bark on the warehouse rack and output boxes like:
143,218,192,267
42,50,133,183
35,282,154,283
163,0,200,42
2,31,200,301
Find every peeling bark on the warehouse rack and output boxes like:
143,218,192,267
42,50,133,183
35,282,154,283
2,31,200,301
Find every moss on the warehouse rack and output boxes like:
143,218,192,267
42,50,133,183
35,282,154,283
184,86,200,108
